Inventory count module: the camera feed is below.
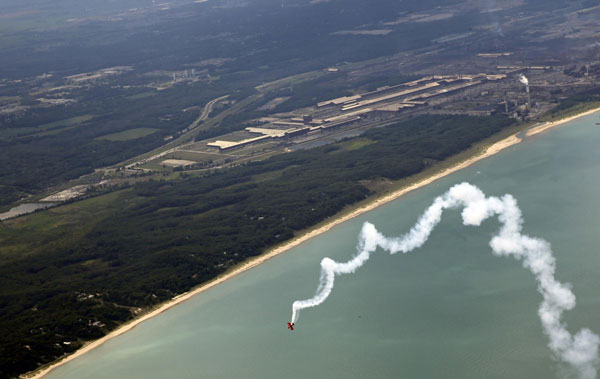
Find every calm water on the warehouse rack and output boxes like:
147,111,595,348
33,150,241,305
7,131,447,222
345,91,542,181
46,114,600,379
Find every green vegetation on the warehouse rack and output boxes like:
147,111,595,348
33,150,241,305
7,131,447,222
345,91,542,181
165,151,224,163
0,115,94,140
0,0,595,377
540,87,600,121
124,92,157,101
37,115,95,130
0,0,579,210
0,115,513,378
0,84,219,208
97,128,159,141
339,138,377,151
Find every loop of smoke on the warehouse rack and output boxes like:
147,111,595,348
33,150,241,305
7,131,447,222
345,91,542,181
290,182,599,378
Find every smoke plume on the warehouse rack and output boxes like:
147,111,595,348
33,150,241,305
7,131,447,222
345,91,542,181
519,74,529,86
290,183,599,378
481,0,504,36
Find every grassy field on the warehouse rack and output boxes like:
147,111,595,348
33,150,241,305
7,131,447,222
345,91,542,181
0,115,95,140
138,161,176,172
167,150,225,162
139,150,225,171
338,137,377,151
0,190,131,262
96,128,159,141
125,92,158,101
0,127,38,139
37,115,95,130
0,12,67,34
229,141,281,155
36,124,82,137
0,96,21,103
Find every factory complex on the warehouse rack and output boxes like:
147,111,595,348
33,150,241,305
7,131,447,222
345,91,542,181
207,115,361,151
207,73,506,151
134,59,587,174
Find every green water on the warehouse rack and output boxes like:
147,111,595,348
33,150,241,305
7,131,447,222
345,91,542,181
46,114,600,379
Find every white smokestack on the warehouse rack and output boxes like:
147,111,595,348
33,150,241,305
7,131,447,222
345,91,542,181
519,74,531,109
291,183,599,379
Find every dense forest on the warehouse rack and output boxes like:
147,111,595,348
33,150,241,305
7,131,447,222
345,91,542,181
0,0,483,208
0,114,513,377
0,84,222,208
1,0,597,377
0,0,585,208
1,0,471,79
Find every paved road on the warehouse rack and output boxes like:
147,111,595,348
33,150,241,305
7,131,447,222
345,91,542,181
199,95,229,122
120,95,229,169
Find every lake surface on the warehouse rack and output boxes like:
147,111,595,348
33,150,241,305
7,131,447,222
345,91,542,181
46,114,600,379
0,203,56,221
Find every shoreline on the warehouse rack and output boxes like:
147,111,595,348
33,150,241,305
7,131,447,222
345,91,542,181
28,106,600,379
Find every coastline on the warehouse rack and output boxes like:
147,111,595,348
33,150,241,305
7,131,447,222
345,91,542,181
28,106,600,379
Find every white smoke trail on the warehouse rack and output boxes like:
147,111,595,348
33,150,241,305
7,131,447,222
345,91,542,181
519,74,529,86
290,183,599,379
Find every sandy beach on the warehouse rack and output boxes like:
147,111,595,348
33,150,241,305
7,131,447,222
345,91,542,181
29,106,600,379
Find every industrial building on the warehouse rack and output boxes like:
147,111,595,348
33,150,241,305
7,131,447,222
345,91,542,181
205,73,527,153
207,126,311,151
312,74,507,122
206,114,363,151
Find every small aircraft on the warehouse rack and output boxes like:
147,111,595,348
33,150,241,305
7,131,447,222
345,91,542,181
287,322,295,331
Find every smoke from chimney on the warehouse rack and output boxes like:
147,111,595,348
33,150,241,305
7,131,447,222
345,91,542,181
519,74,531,110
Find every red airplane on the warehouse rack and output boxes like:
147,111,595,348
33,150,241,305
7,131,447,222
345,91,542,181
287,322,295,331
